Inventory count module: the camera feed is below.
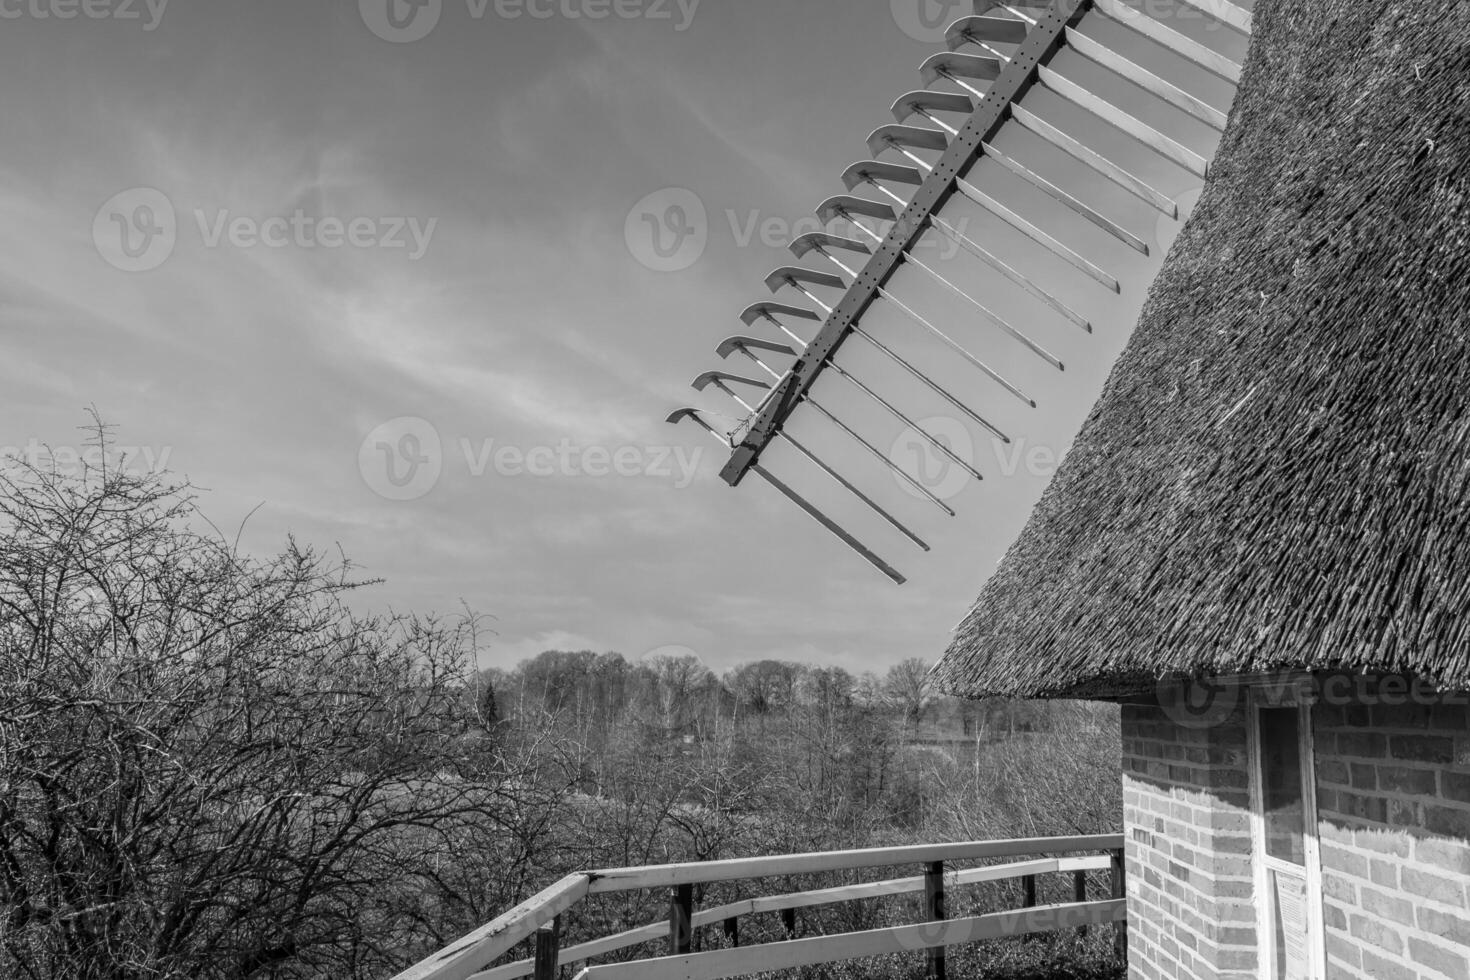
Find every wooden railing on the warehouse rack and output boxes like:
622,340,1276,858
391,834,1126,980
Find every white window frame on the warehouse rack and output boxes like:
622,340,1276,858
1245,687,1327,980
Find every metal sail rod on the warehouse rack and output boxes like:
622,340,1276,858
1091,0,1242,83
807,243,1037,408
1174,0,1252,35
835,209,1065,371
875,127,1148,255
698,375,932,551
901,151,1121,292
800,396,959,517
978,140,1150,253
1063,27,1229,130
745,317,987,485
731,323,968,510
939,71,988,102
752,461,906,585
667,409,906,585
951,170,1120,290
1037,66,1210,178
1007,105,1177,217
860,175,1094,334
772,276,1012,444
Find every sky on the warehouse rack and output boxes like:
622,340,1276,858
0,0,1250,675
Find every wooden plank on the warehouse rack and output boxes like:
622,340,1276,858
1090,0,1243,83
1174,0,1252,34
585,835,1123,893
391,874,590,980
1037,66,1209,177
576,901,1128,980
1009,104,1176,216
1064,27,1229,129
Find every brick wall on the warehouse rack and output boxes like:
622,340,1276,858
1121,682,1470,980
1313,692,1470,980
1122,703,1259,980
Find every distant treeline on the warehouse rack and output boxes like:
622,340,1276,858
478,649,1110,742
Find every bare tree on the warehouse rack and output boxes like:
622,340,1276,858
0,427,508,980
883,657,936,728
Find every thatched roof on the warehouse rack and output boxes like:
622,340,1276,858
934,0,1470,700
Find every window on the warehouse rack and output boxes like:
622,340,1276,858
1249,698,1325,980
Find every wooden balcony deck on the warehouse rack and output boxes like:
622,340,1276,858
392,834,1127,980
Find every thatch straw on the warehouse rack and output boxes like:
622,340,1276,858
934,0,1470,700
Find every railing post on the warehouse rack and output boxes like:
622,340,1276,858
1110,847,1128,964
669,883,694,956
1022,874,1038,908
721,916,739,948
1074,868,1089,937
781,907,797,940
924,860,946,980
532,918,559,980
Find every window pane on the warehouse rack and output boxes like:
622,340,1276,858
1259,708,1305,864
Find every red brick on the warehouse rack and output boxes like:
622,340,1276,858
1408,936,1469,979
1361,947,1419,980
1377,764,1438,795
1360,887,1415,926
1424,803,1470,838
1420,906,1470,945
1402,867,1466,907
1389,734,1455,763
1442,770,1470,804
1348,913,1406,955
1414,837,1470,873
